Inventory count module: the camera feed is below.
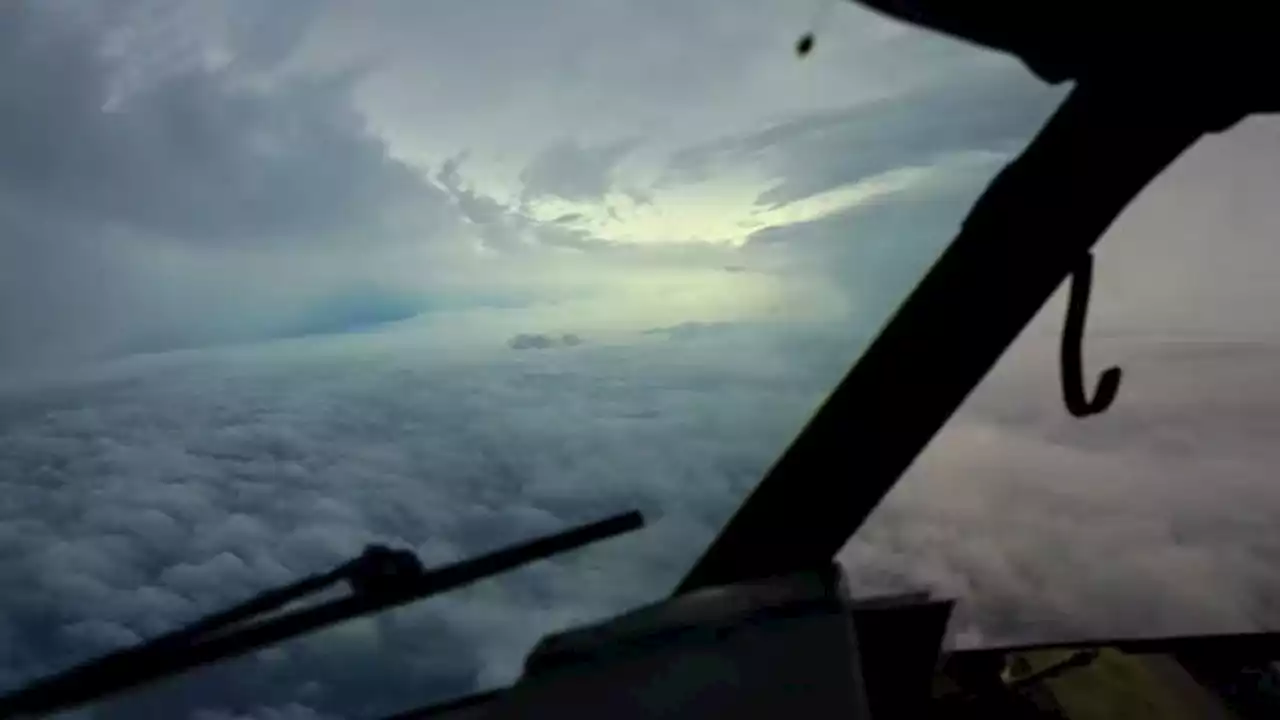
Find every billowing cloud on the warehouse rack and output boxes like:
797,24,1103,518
0,0,1064,383
519,139,637,203
0,325,851,718
0,4,439,247
4,316,1280,718
0,2,465,374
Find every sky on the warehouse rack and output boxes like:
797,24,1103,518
3,0,1280,718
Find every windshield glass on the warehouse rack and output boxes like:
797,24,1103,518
0,1,1060,717
845,114,1280,650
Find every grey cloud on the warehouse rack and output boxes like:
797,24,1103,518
332,0,1003,170
220,1,331,70
665,68,1063,208
0,3,461,373
437,155,509,227
741,154,1000,324
529,222,608,251
640,321,736,341
434,154,617,254
0,4,439,247
841,335,1280,647
519,139,637,202
508,333,584,350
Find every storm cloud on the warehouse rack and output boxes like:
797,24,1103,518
0,2,465,374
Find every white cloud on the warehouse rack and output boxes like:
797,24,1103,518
4,312,1280,717
0,324,850,718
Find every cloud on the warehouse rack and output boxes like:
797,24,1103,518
0,2,468,375
840,330,1280,648
0,0,1069,381
0,325,848,718
507,333,584,351
519,139,638,203
0,4,439,248
732,153,1005,324
5,305,1280,718
661,68,1062,208
437,155,510,227
640,321,736,341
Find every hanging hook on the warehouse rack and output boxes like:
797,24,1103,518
1060,252,1121,418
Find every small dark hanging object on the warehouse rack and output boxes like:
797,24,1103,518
796,33,815,57
1060,252,1122,417
796,0,833,58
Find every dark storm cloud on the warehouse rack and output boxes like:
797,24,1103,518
0,2,459,372
0,4,436,247
518,138,638,202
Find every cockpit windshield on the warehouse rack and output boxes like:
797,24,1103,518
13,1,1233,717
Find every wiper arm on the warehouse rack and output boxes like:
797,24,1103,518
0,510,645,719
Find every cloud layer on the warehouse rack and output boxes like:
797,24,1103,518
0,325,850,718
4,313,1280,718
842,333,1280,648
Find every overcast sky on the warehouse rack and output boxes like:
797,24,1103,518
3,1,1280,718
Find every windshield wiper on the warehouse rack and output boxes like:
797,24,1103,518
0,510,644,719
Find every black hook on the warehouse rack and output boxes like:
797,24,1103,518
1060,252,1121,417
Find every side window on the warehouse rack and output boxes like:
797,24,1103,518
842,116,1280,648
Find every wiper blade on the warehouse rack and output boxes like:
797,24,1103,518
0,510,644,719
